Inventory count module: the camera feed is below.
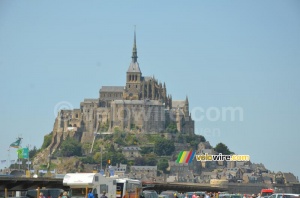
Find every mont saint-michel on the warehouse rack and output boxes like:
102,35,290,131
33,32,194,164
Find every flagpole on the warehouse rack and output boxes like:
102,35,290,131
18,155,20,170
7,148,10,173
27,144,30,172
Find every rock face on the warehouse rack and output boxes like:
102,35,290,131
34,32,194,165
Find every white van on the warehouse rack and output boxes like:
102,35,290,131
268,193,300,198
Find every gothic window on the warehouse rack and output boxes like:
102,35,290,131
136,85,137,88
76,114,78,118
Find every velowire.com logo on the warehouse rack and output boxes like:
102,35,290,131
176,151,250,163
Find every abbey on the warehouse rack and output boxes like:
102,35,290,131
50,32,194,150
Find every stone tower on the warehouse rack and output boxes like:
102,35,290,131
124,30,142,100
184,96,189,116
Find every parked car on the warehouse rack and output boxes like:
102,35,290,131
158,195,169,198
143,190,159,198
261,189,274,198
219,194,242,198
160,191,179,198
186,192,206,198
26,188,64,198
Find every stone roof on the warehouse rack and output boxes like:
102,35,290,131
169,161,189,167
172,100,185,108
143,76,154,82
201,149,217,154
112,100,163,106
122,146,141,151
127,61,141,73
201,171,217,176
83,98,99,103
100,86,124,92
131,166,157,171
283,172,298,183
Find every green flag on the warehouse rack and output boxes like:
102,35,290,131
10,137,22,148
17,148,23,159
17,148,29,159
23,148,29,159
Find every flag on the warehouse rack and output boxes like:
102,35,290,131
10,137,22,148
1,160,6,164
17,148,29,159
23,148,29,159
17,148,23,159
17,161,22,165
11,160,15,163
26,161,32,165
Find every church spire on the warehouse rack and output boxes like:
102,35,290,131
131,27,137,63
185,95,189,104
132,27,138,63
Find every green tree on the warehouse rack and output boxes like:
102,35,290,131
140,146,153,155
41,132,53,149
144,153,158,166
157,159,169,173
166,123,178,133
177,134,185,143
214,142,234,155
154,139,175,156
59,138,82,157
103,151,127,166
81,156,95,164
93,152,102,163
134,157,146,166
29,146,38,159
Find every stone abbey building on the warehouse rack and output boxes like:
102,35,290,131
46,32,194,156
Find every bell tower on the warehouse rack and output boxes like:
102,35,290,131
124,30,142,100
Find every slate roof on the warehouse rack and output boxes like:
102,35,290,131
112,100,163,105
143,76,154,81
100,86,124,92
127,61,141,73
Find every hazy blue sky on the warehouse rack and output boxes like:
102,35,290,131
1,1,300,178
